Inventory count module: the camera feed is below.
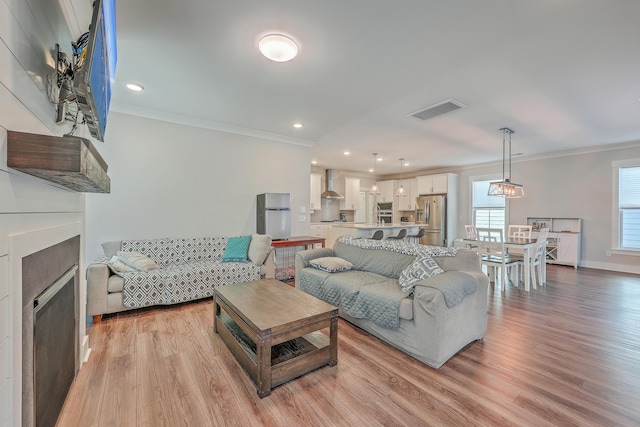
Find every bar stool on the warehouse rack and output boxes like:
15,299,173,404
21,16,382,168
371,230,384,240
406,228,425,244
387,229,407,240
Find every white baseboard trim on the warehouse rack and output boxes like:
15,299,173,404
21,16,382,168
81,334,91,365
580,261,640,275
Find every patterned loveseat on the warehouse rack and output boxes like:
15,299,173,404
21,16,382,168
87,235,275,321
295,237,488,368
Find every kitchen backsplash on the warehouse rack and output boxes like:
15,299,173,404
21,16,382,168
310,198,355,222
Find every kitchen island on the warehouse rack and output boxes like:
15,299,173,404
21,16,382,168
331,223,419,239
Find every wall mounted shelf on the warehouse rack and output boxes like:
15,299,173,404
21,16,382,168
7,130,110,193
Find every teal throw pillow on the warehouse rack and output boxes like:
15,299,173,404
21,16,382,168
221,235,252,263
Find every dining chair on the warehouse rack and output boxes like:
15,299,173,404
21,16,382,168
387,228,407,240
506,224,533,260
476,227,503,242
464,225,478,239
476,228,518,291
529,228,549,289
477,243,520,292
406,228,426,244
508,224,532,239
371,230,384,240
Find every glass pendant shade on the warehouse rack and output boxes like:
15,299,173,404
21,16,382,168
488,180,524,198
369,153,381,195
396,158,407,197
488,127,524,199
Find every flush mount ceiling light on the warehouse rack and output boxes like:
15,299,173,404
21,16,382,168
369,153,381,195
126,83,144,91
488,127,525,198
258,34,298,62
293,123,303,128
396,158,407,197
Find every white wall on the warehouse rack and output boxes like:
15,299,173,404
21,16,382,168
1,1,91,425
85,112,312,261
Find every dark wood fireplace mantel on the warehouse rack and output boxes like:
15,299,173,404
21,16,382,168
7,130,110,193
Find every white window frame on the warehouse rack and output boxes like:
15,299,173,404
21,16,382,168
611,158,640,256
469,175,508,233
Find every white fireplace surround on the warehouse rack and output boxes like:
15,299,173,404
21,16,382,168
8,222,88,427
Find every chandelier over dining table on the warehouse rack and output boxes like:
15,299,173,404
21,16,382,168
488,127,524,198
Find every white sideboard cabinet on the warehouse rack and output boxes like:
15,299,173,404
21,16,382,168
527,217,582,269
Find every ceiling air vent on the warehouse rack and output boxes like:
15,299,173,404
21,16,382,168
408,99,467,121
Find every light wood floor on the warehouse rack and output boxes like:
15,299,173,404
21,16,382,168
57,266,640,426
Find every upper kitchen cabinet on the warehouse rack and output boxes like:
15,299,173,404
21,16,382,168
397,178,417,211
310,173,322,211
417,173,457,195
377,180,396,203
340,177,360,210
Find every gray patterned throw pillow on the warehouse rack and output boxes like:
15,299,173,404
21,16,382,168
399,255,444,292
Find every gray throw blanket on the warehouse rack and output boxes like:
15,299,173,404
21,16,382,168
300,271,406,330
417,271,477,308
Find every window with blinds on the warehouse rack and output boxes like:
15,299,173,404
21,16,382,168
472,180,505,231
619,166,640,249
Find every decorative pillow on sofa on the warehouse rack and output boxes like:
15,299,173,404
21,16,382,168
107,255,138,273
222,235,252,263
116,251,160,271
310,257,354,273
248,234,272,265
399,255,444,292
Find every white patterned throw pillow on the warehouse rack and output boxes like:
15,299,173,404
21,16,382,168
399,255,444,292
116,251,160,271
310,257,354,273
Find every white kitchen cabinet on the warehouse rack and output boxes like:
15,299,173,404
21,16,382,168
397,178,417,211
417,173,451,195
310,224,328,248
310,173,322,211
377,180,396,203
340,177,360,210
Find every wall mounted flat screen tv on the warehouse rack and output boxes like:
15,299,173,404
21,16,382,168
72,0,117,142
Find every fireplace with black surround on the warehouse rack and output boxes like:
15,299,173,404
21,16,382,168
21,236,80,427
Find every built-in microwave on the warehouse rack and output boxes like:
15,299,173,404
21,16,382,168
379,212,392,224
377,202,393,223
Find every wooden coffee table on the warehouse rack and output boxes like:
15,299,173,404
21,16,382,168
213,279,338,398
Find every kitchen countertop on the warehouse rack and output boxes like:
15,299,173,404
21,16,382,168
331,223,419,229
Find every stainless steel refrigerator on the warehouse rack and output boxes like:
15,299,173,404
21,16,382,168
415,195,446,246
257,193,291,240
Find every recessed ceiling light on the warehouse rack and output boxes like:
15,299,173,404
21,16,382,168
258,34,298,62
311,160,318,164
126,83,144,92
293,123,303,128
377,157,382,162
404,162,410,166
344,151,350,156
369,168,374,173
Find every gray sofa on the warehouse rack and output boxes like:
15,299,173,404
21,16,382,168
295,239,488,368
87,235,275,322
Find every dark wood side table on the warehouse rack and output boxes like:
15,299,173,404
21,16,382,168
271,236,326,281
270,236,326,249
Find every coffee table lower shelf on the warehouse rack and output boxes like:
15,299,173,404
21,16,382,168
215,309,336,397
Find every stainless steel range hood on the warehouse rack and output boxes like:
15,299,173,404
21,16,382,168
320,169,344,199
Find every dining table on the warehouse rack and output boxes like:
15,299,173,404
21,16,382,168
461,236,545,292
